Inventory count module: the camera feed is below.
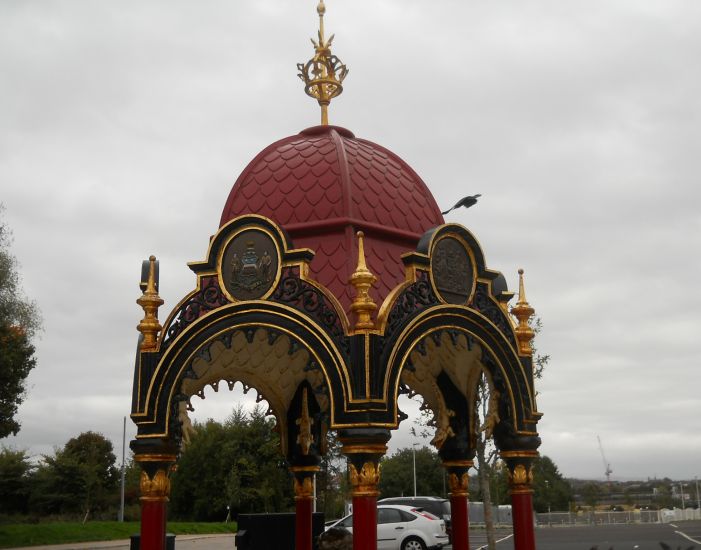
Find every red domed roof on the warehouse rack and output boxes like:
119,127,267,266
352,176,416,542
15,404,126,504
220,125,444,312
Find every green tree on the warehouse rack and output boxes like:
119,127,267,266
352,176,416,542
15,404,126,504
0,447,33,514
170,405,294,521
29,431,118,519
316,430,346,519
531,456,573,513
0,206,41,438
378,445,444,498
581,482,602,509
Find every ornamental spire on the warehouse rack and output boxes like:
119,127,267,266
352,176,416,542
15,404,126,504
297,0,348,126
349,231,377,330
137,255,164,351
511,268,535,356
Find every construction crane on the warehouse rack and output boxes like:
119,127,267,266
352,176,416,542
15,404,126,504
597,435,613,488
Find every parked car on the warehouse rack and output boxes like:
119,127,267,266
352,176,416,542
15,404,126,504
327,504,449,550
378,497,452,541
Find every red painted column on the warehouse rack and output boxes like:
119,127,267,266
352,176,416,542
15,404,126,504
339,429,390,550
450,494,469,550
503,455,538,550
292,470,317,550
511,491,536,550
352,495,378,550
295,495,313,550
444,461,472,550
135,454,176,550
140,497,167,550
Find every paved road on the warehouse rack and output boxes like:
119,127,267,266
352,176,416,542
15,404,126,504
534,521,701,550
7,522,701,550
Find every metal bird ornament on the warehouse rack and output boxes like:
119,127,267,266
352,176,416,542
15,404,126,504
441,194,481,215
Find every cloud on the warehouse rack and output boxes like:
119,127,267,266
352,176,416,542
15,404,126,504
1,0,699,481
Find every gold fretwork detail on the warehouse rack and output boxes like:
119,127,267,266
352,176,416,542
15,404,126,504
136,255,164,351
296,387,314,455
447,472,470,497
297,0,348,125
511,269,535,356
349,461,381,497
140,469,171,501
294,475,314,499
349,231,377,331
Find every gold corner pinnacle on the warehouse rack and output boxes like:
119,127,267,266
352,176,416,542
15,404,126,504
511,268,535,357
350,231,377,331
297,0,348,126
137,255,164,351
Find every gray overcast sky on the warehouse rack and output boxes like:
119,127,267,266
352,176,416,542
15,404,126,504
1,1,699,481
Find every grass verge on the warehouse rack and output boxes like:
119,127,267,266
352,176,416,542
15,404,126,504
0,521,237,548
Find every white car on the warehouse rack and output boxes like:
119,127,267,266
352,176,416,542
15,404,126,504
327,504,449,550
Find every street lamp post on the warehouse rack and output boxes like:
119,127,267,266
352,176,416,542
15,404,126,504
412,443,420,497
119,416,126,522
680,483,686,513
545,480,551,527
696,476,700,514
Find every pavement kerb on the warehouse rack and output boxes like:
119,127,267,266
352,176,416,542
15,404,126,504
4,533,236,550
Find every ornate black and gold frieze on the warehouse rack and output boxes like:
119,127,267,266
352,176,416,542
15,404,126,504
272,266,350,357
161,276,229,349
131,216,541,471
383,271,439,340
472,282,517,349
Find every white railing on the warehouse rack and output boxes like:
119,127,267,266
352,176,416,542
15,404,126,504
535,508,701,526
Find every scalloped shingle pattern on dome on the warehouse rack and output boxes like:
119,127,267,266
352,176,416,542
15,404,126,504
233,134,345,225
342,138,437,235
289,233,412,311
220,125,444,313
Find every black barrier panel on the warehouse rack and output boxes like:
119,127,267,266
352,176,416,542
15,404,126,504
235,512,325,550
129,533,175,550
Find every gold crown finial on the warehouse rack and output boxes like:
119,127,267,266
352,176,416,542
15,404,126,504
297,0,348,126
350,231,377,331
137,255,164,351
511,268,535,356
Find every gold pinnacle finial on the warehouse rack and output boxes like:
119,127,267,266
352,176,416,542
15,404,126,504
137,255,164,351
297,0,348,125
350,231,377,331
511,268,535,356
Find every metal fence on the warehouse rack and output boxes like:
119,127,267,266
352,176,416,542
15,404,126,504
468,503,512,525
534,508,701,526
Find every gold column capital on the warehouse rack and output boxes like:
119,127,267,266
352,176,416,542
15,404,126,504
134,452,177,501
290,465,319,500
507,463,534,495
503,452,537,496
447,472,470,497
139,469,171,501
294,475,315,500
443,460,473,497
349,461,381,497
